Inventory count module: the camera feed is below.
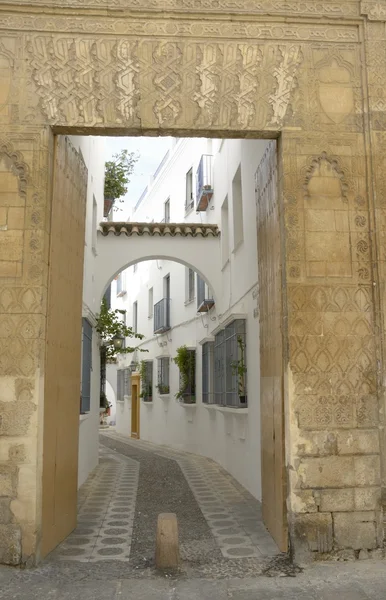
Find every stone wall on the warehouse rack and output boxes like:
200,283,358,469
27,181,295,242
0,0,385,563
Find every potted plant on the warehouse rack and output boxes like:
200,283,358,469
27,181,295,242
104,149,138,217
231,336,247,404
156,384,170,395
173,346,196,404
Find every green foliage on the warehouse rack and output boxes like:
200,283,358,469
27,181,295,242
100,391,111,410
96,298,146,361
139,360,153,400
156,384,170,395
104,149,138,203
231,336,247,398
173,346,196,400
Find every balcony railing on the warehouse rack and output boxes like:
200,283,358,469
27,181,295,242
197,275,215,313
154,298,171,333
196,155,213,211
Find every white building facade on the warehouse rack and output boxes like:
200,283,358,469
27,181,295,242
111,137,272,500
69,135,105,488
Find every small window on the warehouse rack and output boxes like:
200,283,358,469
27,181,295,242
232,165,244,250
133,301,138,334
185,168,193,212
164,198,170,223
185,267,195,303
148,287,153,318
157,357,170,395
133,263,138,273
140,360,153,402
116,272,126,297
117,367,131,401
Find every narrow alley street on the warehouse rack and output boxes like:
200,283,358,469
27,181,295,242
1,433,386,599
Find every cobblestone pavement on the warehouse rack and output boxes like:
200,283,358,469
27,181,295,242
1,432,386,598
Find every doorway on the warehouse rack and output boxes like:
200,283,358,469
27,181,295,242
131,373,140,439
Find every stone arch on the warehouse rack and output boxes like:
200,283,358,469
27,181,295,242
95,226,222,305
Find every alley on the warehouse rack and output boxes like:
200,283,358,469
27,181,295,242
1,434,386,599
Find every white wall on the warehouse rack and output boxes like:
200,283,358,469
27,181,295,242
69,135,105,488
111,137,270,500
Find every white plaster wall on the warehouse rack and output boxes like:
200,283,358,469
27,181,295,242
69,135,105,488
111,138,269,500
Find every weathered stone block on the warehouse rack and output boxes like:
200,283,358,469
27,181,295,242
299,456,355,488
354,487,381,511
354,455,380,487
7,207,25,230
0,231,23,261
334,512,377,550
0,465,18,497
319,489,354,512
0,524,21,565
0,498,12,524
292,513,333,564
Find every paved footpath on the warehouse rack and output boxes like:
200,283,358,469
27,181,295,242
1,432,386,598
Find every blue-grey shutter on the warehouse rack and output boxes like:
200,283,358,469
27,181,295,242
81,318,92,413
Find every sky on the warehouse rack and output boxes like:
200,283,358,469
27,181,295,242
103,136,172,220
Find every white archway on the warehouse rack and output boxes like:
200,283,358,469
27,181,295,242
95,222,222,304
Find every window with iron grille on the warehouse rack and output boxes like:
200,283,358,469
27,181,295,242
176,348,196,404
214,319,247,407
202,342,215,404
117,367,131,401
157,357,170,395
81,318,92,413
141,361,153,402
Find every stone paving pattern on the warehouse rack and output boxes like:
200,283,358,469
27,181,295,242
53,447,139,562
103,431,278,561
1,433,386,598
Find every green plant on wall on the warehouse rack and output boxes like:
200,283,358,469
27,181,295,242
96,297,145,361
231,335,247,401
104,149,138,208
139,360,153,400
173,346,196,402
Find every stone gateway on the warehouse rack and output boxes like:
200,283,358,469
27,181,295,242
0,0,385,565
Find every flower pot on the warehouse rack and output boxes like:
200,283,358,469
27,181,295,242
239,395,247,404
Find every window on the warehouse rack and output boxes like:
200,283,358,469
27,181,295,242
185,168,193,212
197,274,214,312
148,287,153,318
157,357,170,395
133,263,138,273
116,271,126,297
141,360,153,402
214,319,247,407
164,198,170,223
202,342,215,404
177,348,196,404
91,195,97,254
81,318,92,413
117,367,131,401
232,165,244,249
164,273,170,299
133,301,138,333
185,267,195,303
221,196,229,266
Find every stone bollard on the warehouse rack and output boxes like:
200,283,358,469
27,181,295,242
155,513,180,569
